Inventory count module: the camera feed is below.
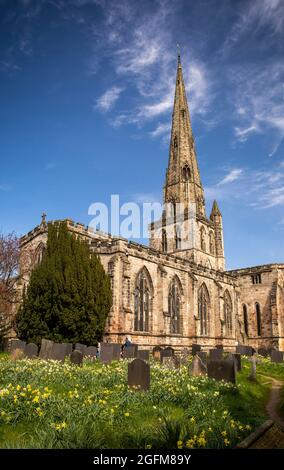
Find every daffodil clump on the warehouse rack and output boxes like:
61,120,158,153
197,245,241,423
0,355,271,449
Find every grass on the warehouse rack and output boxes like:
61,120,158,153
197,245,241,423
0,354,280,449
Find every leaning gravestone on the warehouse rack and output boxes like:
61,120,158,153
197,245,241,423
209,348,223,360
39,339,54,360
70,349,83,366
100,343,121,363
123,346,137,359
85,346,97,358
232,353,242,372
25,343,38,358
128,358,150,391
192,344,201,355
137,350,150,361
10,339,26,355
207,358,236,384
75,343,87,356
153,346,163,361
191,355,207,377
270,350,283,363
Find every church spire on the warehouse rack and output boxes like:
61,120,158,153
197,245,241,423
164,53,205,216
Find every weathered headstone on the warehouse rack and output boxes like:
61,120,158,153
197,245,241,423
75,343,87,356
153,346,163,361
233,353,242,372
70,349,83,366
39,339,54,360
137,350,150,361
162,347,174,357
248,355,259,381
207,358,236,383
25,343,38,358
128,358,150,391
85,346,98,358
209,348,223,360
123,346,137,359
270,350,283,363
10,339,26,355
192,344,201,355
191,355,207,376
173,355,181,369
100,343,121,363
50,342,70,362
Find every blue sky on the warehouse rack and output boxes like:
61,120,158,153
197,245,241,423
0,0,284,269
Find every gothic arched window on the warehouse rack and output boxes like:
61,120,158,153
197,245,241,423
162,229,167,253
198,283,210,335
168,278,181,334
134,268,152,332
175,225,182,249
200,226,206,251
224,290,233,336
209,231,215,255
182,165,190,181
256,302,261,336
243,304,249,336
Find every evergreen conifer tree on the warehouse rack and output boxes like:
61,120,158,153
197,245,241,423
16,221,112,345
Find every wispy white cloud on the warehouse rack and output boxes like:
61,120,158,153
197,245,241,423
222,0,284,56
217,168,243,185
149,122,171,138
94,86,124,113
205,162,284,209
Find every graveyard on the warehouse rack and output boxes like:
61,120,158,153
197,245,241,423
0,343,284,449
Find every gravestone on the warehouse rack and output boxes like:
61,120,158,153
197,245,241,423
128,358,150,391
209,348,223,360
100,343,121,363
162,347,174,357
39,339,54,360
258,348,268,357
153,346,163,361
123,346,137,359
191,355,207,376
137,350,150,361
248,355,259,381
236,345,253,356
50,342,70,362
85,346,98,358
173,355,181,369
207,358,236,383
10,339,26,355
70,349,83,366
192,344,201,356
270,350,283,363
75,343,87,356
25,343,38,358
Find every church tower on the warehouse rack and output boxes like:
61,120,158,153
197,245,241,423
150,53,225,271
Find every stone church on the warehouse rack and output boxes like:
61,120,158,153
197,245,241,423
19,55,284,352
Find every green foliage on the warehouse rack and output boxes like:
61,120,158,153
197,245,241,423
15,221,112,345
0,357,271,449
